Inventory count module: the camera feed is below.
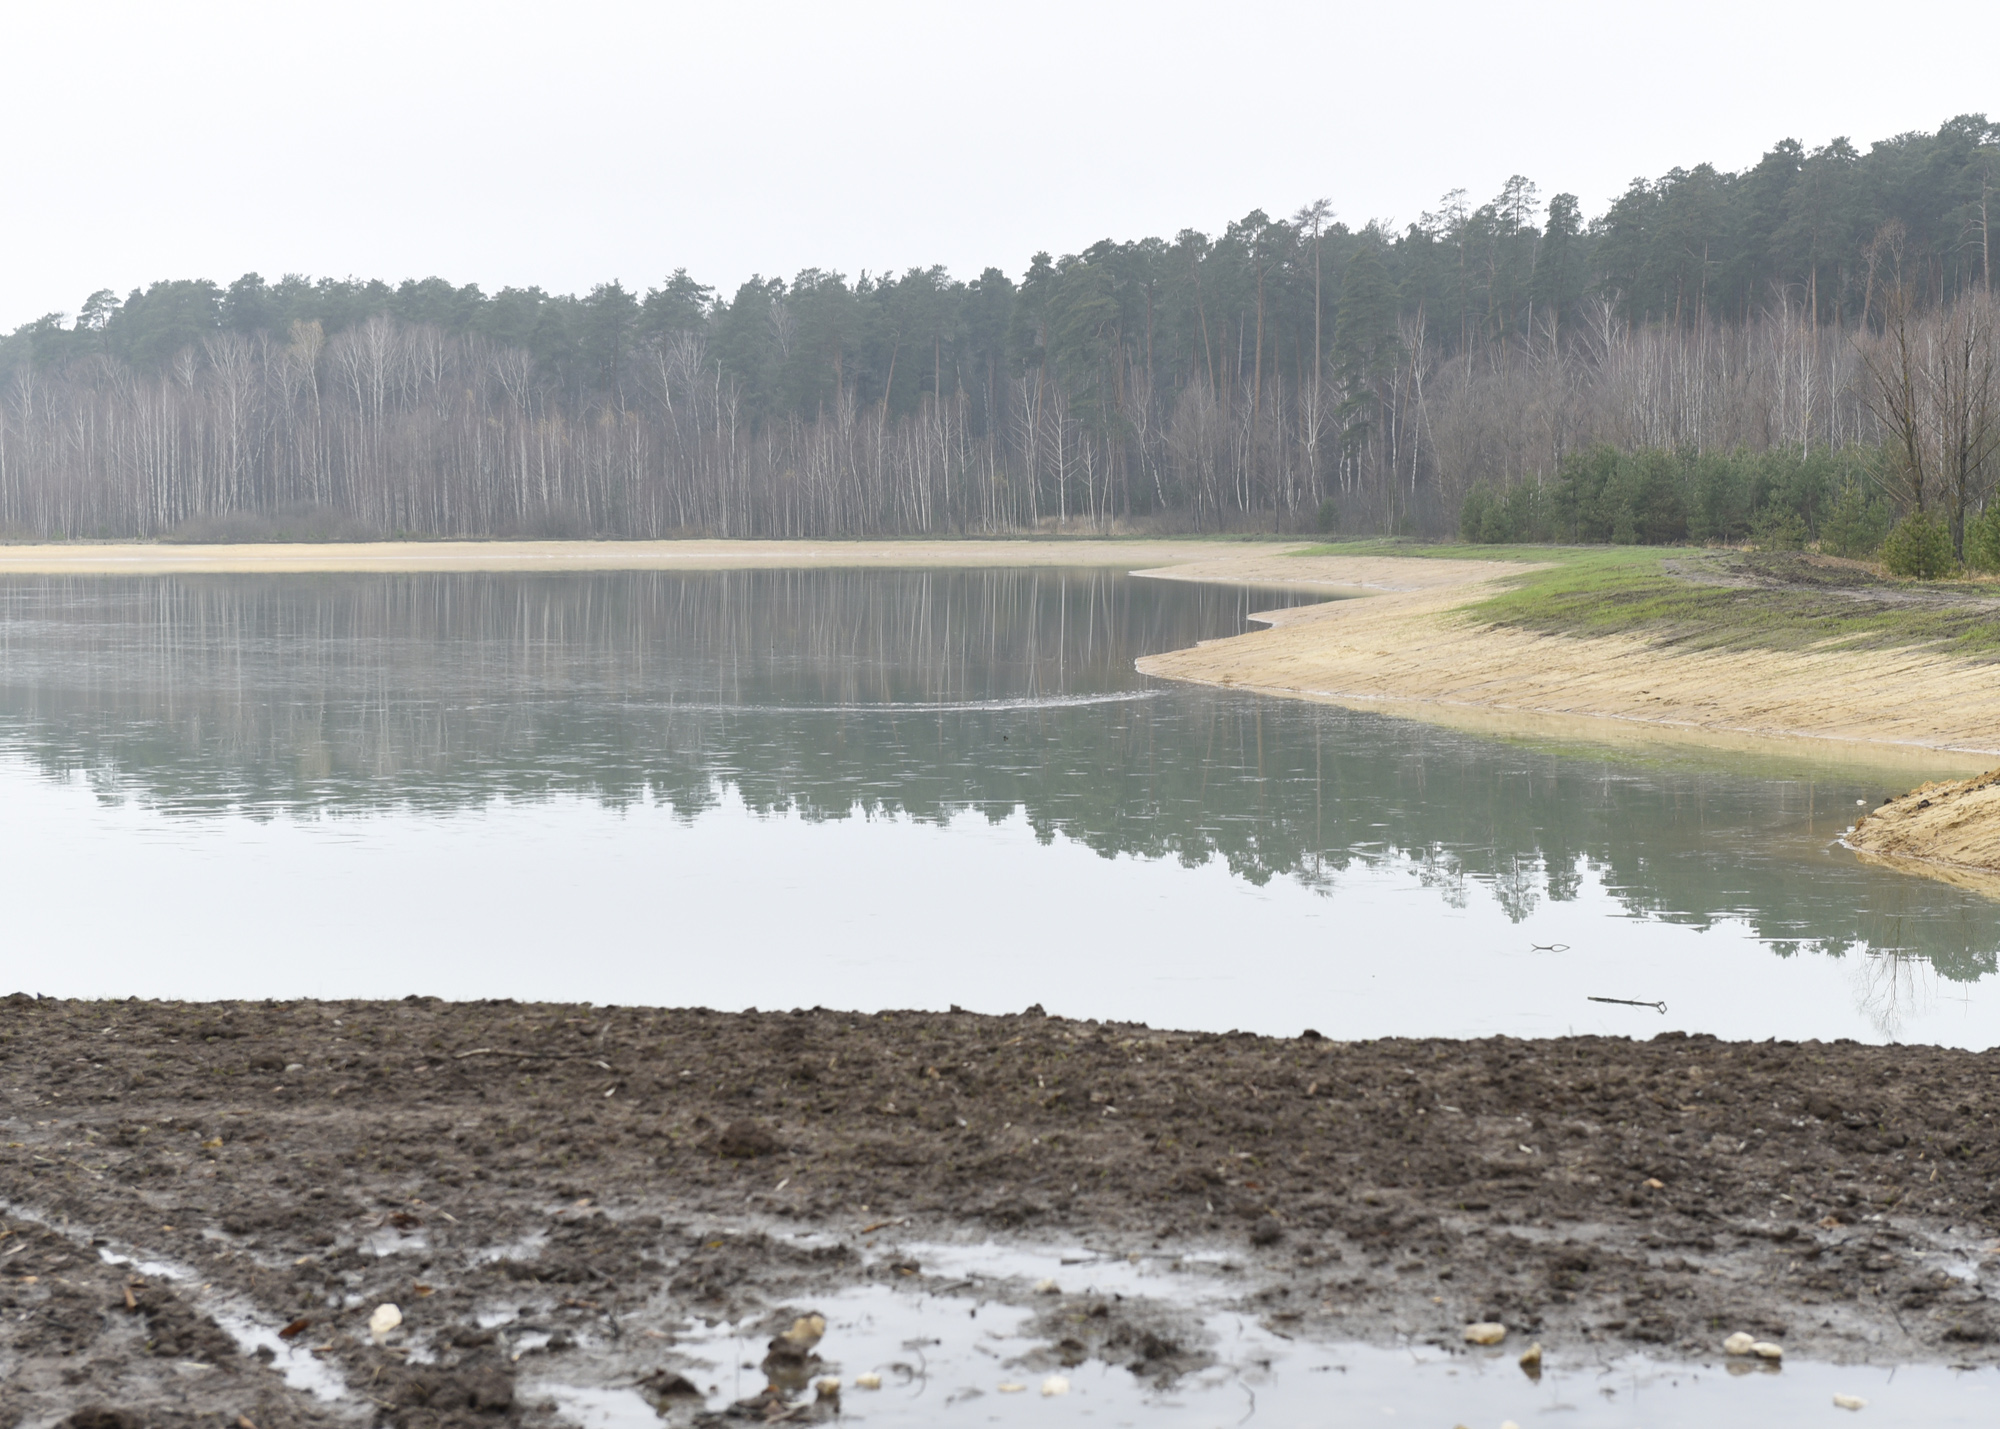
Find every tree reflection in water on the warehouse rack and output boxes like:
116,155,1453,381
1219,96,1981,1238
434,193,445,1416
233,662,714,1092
0,567,1993,984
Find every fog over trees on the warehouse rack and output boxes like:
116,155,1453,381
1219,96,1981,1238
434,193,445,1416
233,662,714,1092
3,115,1996,541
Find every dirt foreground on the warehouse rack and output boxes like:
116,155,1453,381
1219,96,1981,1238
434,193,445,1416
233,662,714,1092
7,997,2000,1429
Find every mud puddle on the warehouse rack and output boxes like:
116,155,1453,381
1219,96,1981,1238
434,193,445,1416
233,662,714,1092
525,1241,2000,1427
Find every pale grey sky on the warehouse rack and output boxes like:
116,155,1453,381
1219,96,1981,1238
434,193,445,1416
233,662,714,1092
3,0,1994,330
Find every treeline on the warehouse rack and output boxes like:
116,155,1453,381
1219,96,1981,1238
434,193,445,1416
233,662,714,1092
1463,275,2000,574
1,115,1995,541
1461,446,1892,549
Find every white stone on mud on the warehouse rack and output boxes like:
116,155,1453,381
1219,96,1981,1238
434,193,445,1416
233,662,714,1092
1751,1340,1783,1359
1462,1322,1506,1345
1722,1331,1756,1355
853,1372,882,1390
1041,1376,1069,1396
368,1303,402,1343
780,1314,826,1350
1034,1277,1060,1295
1833,1393,1867,1410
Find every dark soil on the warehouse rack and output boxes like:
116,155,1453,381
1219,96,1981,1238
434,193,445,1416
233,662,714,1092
6,995,2000,1428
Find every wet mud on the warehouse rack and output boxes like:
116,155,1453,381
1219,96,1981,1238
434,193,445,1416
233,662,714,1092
5,995,2000,1427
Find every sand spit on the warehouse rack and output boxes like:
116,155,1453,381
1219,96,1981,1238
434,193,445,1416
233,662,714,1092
1136,554,2000,762
0,536,1286,576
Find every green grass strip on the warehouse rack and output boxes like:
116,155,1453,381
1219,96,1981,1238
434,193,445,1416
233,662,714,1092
1293,541,2000,661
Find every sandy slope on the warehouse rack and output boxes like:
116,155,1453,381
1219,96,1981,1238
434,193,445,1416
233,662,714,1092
1136,553,2000,762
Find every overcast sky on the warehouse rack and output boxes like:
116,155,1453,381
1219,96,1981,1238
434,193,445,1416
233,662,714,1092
3,0,1995,332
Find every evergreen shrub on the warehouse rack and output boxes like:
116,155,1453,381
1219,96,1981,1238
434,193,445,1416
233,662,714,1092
1964,504,2000,573
1879,509,1957,578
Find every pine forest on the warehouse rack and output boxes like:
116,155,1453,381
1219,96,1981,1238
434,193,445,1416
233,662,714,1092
3,115,1997,547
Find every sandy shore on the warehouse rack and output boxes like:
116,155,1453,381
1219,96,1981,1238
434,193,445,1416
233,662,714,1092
1136,553,2000,766
0,536,1282,575
1135,552,2000,882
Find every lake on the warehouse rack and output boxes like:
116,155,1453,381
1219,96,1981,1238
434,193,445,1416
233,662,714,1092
1,565,1994,1046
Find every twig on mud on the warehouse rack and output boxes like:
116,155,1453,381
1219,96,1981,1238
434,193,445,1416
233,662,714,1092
859,1218,908,1235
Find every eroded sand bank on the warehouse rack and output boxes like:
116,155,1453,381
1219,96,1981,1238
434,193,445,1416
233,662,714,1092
1849,768,2000,889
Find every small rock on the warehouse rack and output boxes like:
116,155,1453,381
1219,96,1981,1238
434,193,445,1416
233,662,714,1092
1463,1322,1506,1345
367,1304,402,1344
1722,1331,1756,1355
1250,1216,1284,1246
284,1063,304,1074
778,1314,826,1351
1041,1376,1070,1396
997,1382,1026,1393
813,1378,841,1400
1751,1340,1783,1360
1518,1342,1542,1376
1833,1393,1867,1410
853,1372,882,1390
1034,1278,1061,1295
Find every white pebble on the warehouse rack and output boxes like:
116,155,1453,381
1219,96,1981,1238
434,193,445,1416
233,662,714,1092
1751,1340,1783,1360
367,1303,402,1344
997,1381,1026,1393
1034,1277,1061,1295
1722,1331,1756,1355
853,1372,881,1390
1833,1392,1867,1410
1041,1375,1069,1396
1461,1321,1506,1345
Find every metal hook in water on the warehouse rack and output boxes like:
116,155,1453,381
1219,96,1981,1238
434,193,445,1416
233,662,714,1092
1588,996,1668,1014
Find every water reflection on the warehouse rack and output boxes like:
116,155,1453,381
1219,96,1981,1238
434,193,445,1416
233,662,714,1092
0,567,1994,990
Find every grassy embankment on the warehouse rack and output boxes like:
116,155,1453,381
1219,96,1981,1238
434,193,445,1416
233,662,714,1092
1297,539,2000,660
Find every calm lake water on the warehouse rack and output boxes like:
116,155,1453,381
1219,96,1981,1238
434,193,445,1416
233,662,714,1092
1,566,1995,1046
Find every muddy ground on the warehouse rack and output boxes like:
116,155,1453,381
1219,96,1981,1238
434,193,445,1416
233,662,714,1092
5,996,1999,1428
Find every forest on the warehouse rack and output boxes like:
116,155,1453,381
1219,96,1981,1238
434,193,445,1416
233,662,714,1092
1,114,1995,544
